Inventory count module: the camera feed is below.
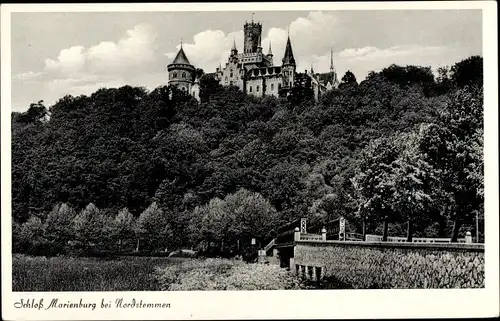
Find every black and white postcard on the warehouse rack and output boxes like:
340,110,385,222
1,2,498,320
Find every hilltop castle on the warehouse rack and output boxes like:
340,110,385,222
167,19,339,102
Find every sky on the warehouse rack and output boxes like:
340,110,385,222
11,10,482,112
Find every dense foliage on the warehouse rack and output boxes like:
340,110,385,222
154,258,304,290
12,56,484,256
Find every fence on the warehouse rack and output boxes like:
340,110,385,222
365,234,467,243
299,233,323,241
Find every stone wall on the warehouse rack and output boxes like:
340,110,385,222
293,241,484,289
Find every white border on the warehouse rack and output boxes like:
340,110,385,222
1,2,498,320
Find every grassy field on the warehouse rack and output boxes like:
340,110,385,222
12,254,309,291
12,254,188,291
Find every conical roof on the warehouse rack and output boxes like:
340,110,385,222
268,41,273,56
171,46,191,65
282,36,295,65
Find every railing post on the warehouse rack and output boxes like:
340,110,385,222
294,227,300,241
321,227,327,241
465,231,472,244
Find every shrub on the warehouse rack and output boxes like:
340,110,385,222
154,258,303,290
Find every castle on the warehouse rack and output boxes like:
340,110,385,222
167,19,339,102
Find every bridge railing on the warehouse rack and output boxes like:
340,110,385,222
263,238,275,252
276,229,297,244
365,234,466,243
299,233,323,241
276,218,305,244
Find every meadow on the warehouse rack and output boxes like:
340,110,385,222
12,254,187,291
12,255,308,291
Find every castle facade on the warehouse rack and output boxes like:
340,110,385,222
167,19,339,102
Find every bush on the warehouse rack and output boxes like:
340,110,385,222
154,258,303,290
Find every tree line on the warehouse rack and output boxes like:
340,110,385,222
12,56,484,256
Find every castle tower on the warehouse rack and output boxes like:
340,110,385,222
243,19,262,53
282,34,296,89
167,42,196,96
330,48,339,88
231,37,238,56
257,33,263,54
266,41,274,65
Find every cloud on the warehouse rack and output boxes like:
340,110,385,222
13,71,44,81
30,23,162,109
304,45,470,82
165,11,339,73
44,23,157,76
166,29,244,72
164,11,477,84
13,11,480,112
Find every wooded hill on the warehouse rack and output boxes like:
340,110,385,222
12,56,484,256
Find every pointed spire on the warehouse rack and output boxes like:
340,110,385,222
282,34,296,66
267,41,273,56
330,47,338,86
171,44,191,65
330,47,334,71
232,36,237,50
310,63,314,74
257,33,262,48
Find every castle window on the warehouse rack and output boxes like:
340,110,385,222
256,85,259,92
278,83,281,90
249,86,253,93
230,81,233,86
284,71,288,76
225,77,228,81
182,72,187,78
271,84,274,91
230,69,233,77
172,72,177,79
290,81,292,87
193,91,195,96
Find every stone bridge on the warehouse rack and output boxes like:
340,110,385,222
260,217,485,289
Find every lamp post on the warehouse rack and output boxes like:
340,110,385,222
476,211,479,243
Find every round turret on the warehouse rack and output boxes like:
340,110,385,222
167,45,196,92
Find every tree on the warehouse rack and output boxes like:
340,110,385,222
44,203,76,253
418,86,483,241
351,136,401,241
136,202,172,252
388,131,436,241
339,70,358,88
73,203,111,248
381,64,434,87
189,189,278,255
16,101,49,124
227,189,279,244
450,55,483,88
110,208,135,252
18,216,47,255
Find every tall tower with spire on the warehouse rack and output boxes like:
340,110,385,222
231,37,238,56
266,41,273,65
282,33,296,89
328,48,339,88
